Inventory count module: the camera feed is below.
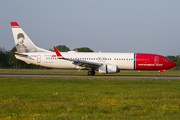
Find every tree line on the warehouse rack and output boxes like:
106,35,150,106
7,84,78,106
166,55,180,70
0,45,180,69
0,45,93,69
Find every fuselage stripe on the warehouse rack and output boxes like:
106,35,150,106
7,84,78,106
134,53,136,70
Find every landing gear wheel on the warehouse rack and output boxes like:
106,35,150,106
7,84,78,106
92,71,95,75
88,71,92,75
157,72,161,76
87,70,95,75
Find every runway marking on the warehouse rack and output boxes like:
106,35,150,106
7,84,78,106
0,74,180,79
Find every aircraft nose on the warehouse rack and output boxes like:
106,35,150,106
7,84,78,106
170,61,176,68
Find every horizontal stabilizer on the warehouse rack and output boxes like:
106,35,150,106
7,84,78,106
7,52,28,57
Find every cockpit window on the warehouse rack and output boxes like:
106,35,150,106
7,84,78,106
163,58,170,61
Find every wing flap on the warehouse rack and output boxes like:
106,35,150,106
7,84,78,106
72,60,101,67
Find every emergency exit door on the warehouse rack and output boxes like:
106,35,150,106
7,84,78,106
37,55,41,63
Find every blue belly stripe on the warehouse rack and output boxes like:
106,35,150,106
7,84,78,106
134,53,136,70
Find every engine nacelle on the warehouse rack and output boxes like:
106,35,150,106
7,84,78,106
99,64,119,73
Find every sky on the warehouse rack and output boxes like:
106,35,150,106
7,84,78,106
1,0,180,56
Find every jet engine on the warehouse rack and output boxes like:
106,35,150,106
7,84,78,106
99,64,119,73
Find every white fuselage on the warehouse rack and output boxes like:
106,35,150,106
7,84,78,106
15,51,135,70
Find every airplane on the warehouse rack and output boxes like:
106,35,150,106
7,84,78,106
10,22,176,76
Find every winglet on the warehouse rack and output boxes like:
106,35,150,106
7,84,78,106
53,46,63,57
75,49,78,52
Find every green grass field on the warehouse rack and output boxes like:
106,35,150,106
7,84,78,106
0,77,180,119
0,69,180,76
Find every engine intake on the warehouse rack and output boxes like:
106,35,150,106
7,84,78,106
99,64,119,73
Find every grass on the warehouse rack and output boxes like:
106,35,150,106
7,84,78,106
0,69,180,76
0,77,180,119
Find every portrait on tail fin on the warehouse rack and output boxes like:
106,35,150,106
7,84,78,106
16,33,29,53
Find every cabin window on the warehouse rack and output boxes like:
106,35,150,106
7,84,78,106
163,58,169,61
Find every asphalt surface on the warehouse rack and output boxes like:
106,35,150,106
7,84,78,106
0,74,180,79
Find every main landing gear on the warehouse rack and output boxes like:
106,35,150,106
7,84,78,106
88,70,95,75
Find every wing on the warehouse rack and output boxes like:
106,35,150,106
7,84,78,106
53,46,101,70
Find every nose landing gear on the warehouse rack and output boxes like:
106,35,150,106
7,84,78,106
157,69,167,76
157,72,161,76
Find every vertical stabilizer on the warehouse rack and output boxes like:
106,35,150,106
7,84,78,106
11,22,50,53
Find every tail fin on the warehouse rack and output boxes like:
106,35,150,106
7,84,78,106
10,22,50,53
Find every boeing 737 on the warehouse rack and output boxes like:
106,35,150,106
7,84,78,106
10,22,176,75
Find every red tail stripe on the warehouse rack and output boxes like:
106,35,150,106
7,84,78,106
10,22,19,27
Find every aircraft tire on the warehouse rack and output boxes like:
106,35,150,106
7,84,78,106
157,72,161,76
92,71,95,75
88,71,92,75
88,70,95,75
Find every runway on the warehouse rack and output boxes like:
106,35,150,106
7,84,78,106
0,74,180,79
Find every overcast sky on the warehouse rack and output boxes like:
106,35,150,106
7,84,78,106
1,0,180,56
